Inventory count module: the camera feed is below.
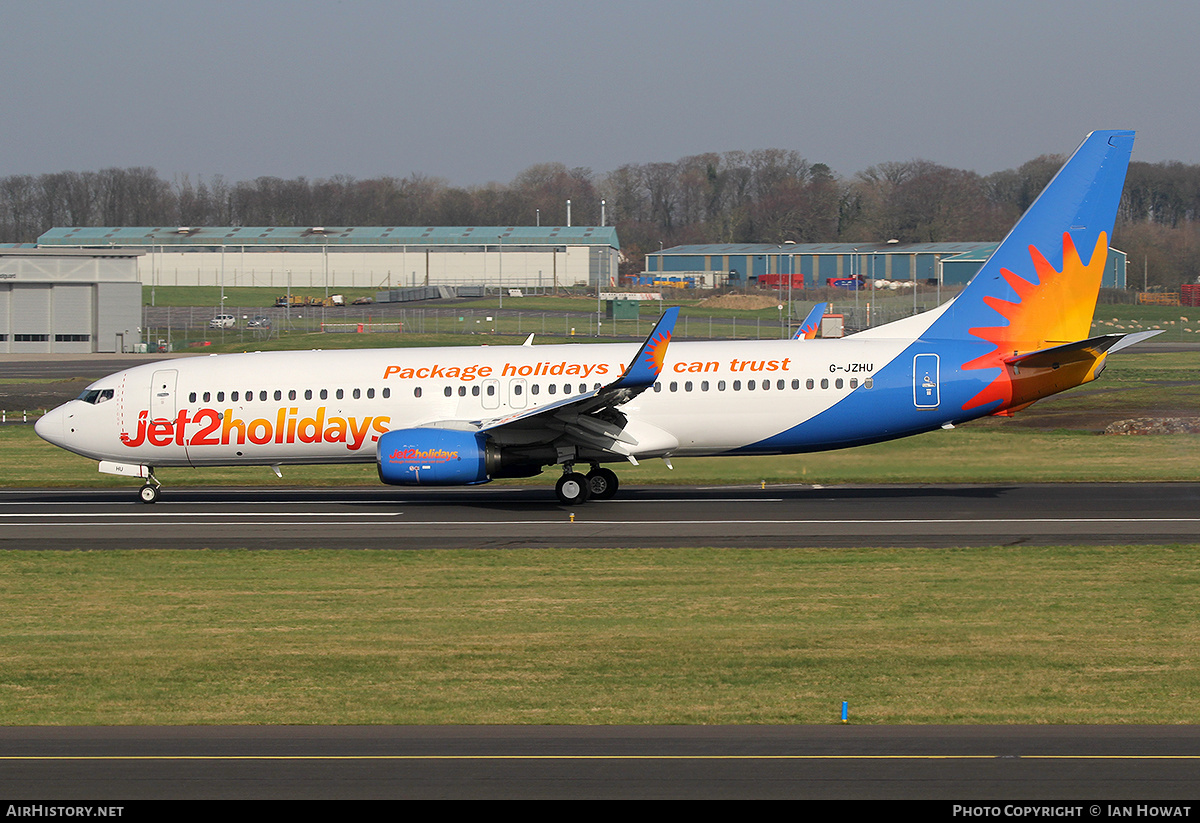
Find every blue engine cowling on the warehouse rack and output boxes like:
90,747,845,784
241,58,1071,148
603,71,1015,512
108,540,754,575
376,428,499,486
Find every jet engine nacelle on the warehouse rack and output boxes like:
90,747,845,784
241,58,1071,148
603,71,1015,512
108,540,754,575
376,428,499,486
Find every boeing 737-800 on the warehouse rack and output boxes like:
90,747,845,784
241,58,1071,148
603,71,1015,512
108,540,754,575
36,131,1156,504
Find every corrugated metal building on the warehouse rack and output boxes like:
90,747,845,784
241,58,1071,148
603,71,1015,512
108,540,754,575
645,241,1127,289
0,248,142,353
38,226,620,291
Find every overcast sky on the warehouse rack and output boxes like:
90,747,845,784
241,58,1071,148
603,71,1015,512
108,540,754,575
2,0,1196,185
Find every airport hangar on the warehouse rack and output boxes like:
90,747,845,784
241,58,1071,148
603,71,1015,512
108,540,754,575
37,225,621,293
644,241,1128,289
0,246,142,354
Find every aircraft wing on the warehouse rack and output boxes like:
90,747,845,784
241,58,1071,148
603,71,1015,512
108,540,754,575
467,308,680,456
792,302,828,339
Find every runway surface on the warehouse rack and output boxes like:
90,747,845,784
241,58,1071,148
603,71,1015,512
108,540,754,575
3,482,1197,799
2,725,1199,800
1,482,1197,550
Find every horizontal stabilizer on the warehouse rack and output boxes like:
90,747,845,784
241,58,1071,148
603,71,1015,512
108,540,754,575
1003,329,1164,369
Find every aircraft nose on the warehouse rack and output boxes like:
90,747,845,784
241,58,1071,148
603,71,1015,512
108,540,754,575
34,406,65,447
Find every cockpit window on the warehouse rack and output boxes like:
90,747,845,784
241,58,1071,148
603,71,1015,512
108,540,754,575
76,389,114,405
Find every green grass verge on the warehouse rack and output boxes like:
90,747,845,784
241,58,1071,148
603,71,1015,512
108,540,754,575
2,545,1198,725
5,424,1200,489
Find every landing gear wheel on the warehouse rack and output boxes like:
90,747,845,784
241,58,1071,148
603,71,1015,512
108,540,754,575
138,484,159,504
586,467,619,500
555,472,591,505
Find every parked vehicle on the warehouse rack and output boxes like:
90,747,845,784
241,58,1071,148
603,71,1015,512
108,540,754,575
208,314,236,329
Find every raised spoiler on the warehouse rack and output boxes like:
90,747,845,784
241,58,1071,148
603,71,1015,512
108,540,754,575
476,307,680,433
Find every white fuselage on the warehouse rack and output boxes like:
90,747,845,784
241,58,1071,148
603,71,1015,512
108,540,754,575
36,334,921,469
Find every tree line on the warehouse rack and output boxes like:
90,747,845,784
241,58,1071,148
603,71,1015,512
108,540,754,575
2,152,1198,289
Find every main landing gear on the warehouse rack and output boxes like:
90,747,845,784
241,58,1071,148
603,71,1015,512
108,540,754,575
555,464,619,505
138,469,161,504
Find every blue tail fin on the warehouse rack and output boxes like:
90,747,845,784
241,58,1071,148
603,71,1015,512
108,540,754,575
925,130,1134,412
926,130,1134,351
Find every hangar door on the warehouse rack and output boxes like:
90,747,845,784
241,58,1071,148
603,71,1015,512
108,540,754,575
10,285,51,353
4,284,96,353
0,285,8,353
52,285,94,353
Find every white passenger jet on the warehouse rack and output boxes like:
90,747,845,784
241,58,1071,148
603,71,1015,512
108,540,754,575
37,131,1157,504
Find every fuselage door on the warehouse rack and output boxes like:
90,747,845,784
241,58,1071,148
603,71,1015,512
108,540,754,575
150,369,178,419
508,378,528,409
481,378,500,410
913,354,939,408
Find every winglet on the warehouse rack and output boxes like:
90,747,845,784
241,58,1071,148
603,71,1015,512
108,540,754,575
792,302,828,339
611,307,679,389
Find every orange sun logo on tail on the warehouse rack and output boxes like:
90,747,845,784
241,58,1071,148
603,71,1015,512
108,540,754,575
644,329,671,375
962,232,1108,411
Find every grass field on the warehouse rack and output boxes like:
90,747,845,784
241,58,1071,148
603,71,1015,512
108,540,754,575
2,545,1198,725
3,322,1197,727
5,424,1200,489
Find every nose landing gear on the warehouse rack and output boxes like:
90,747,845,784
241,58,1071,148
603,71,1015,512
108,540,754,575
138,469,161,504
